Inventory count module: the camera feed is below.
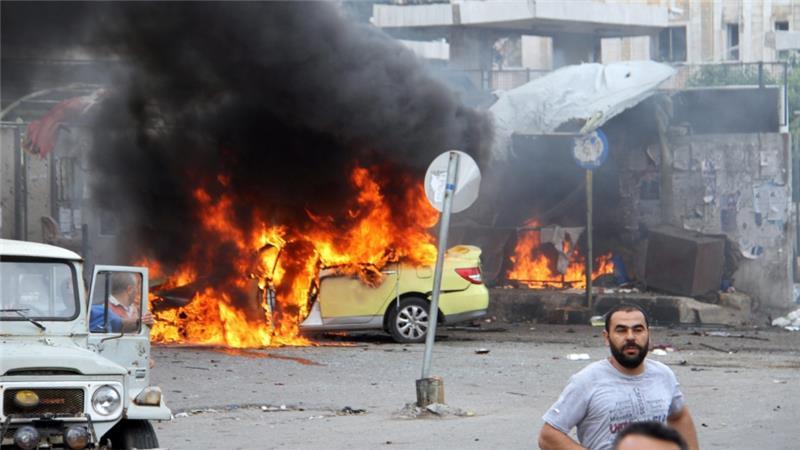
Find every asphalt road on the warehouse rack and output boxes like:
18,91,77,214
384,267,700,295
149,322,800,449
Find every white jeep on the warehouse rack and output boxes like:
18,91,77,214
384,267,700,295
1,239,170,449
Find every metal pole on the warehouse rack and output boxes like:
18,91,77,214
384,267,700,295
13,125,24,240
784,62,790,127
421,151,459,380
585,169,594,310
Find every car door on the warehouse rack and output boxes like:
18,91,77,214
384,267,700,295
318,263,400,324
87,265,151,394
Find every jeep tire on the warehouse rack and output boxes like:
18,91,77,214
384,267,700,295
107,419,159,449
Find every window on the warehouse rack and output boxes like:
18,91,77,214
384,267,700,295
89,271,144,334
775,21,790,60
0,260,78,321
99,210,119,236
658,26,687,62
726,23,739,60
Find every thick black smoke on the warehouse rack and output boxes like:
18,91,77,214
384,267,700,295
84,2,492,268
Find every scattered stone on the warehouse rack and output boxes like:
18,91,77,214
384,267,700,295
426,404,446,416
338,406,366,415
771,308,800,330
394,402,475,419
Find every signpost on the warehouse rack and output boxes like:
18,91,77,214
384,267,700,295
417,150,481,407
572,130,608,311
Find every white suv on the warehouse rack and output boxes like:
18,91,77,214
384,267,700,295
0,239,170,449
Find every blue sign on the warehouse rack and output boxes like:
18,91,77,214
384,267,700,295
572,129,609,170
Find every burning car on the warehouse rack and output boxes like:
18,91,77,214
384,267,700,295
300,245,489,343
0,239,170,449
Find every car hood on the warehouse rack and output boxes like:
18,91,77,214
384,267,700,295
0,342,127,376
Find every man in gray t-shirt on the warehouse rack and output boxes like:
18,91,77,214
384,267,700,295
538,304,698,450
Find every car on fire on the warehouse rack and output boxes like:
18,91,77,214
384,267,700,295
0,239,170,449
300,245,489,343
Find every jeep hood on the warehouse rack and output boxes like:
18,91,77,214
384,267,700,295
0,342,127,376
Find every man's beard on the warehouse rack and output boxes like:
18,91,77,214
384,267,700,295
610,339,649,369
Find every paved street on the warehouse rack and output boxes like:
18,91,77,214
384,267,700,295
150,323,800,449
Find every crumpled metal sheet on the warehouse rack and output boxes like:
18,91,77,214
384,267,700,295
488,60,676,162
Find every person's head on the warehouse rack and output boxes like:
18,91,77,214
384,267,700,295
613,421,688,450
111,273,137,305
603,304,650,369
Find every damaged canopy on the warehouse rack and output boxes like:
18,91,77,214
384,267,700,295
488,60,676,161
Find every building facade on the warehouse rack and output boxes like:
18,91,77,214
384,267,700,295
375,0,800,72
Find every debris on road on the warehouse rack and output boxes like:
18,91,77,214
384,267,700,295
394,402,475,419
565,353,590,360
652,344,676,352
651,349,668,356
700,343,735,354
475,348,490,354
338,406,366,415
772,308,800,331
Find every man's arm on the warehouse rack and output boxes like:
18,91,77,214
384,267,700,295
538,423,587,450
667,406,699,450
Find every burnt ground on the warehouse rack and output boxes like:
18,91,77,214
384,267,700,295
150,322,800,449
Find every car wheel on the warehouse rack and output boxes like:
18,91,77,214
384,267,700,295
388,297,430,344
106,420,159,449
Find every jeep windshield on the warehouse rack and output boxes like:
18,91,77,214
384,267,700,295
0,259,78,321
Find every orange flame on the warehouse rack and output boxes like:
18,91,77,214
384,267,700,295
145,166,438,348
507,219,614,289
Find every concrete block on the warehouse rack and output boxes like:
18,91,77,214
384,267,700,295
718,292,752,311
676,297,748,325
544,306,591,325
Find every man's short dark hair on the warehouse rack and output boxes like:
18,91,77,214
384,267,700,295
612,421,687,450
604,303,650,332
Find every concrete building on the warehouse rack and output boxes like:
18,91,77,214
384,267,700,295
375,1,800,87
607,0,800,64
373,0,668,89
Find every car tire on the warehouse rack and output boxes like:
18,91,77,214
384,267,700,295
387,297,431,344
106,419,159,449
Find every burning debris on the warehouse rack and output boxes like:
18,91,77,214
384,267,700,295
144,167,439,347
506,219,614,289
14,3,493,347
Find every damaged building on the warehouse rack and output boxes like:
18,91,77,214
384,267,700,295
450,62,794,324
372,0,799,323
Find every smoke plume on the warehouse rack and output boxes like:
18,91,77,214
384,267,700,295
82,2,492,268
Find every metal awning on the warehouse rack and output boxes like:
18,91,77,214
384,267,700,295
488,60,676,162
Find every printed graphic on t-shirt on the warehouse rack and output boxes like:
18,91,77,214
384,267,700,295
607,387,668,434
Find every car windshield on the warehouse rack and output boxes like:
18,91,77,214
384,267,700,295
0,259,78,320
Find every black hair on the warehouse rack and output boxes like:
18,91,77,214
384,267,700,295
604,303,650,332
613,421,687,450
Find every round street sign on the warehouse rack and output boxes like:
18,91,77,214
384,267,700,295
424,150,481,213
573,129,608,170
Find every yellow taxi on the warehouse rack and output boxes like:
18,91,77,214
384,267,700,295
300,245,489,343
